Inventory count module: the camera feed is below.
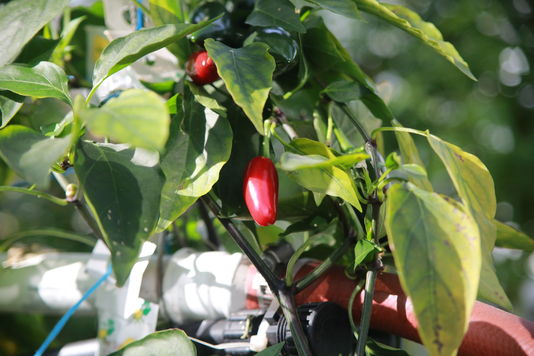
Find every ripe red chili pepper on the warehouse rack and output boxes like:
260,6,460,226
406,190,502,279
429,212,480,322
243,156,278,226
185,50,219,85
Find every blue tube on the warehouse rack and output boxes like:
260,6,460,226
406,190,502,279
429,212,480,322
135,3,144,31
34,265,113,356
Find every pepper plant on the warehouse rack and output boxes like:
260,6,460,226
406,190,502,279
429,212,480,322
0,0,533,355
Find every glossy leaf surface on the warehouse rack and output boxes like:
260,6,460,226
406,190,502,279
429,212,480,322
75,141,164,286
205,39,275,134
158,90,232,230
246,0,306,33
0,62,71,105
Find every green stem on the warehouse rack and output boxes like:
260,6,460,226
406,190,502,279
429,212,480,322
294,234,354,293
0,186,67,206
356,269,377,356
348,280,365,338
279,288,314,356
52,172,106,244
263,119,273,158
285,233,321,287
201,195,282,294
0,229,95,252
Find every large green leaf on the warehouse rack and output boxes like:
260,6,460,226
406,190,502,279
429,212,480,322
393,120,432,191
427,134,511,309
91,22,213,94
302,16,393,121
280,138,363,210
74,141,164,286
385,182,480,356
0,0,69,66
205,39,275,135
0,62,71,105
306,0,360,19
246,0,306,33
79,89,170,151
108,329,195,356
355,0,475,80
495,221,534,252
158,89,232,230
0,95,23,129
0,125,70,188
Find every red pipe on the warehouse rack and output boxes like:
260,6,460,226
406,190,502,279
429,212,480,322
294,264,534,356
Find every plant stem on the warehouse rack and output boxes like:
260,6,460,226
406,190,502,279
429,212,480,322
197,199,219,249
356,269,377,356
200,195,282,294
294,233,354,293
52,172,106,246
279,287,314,356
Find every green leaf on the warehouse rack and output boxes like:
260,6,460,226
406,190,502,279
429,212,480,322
321,79,361,103
388,163,428,182
385,182,480,356
246,0,306,33
158,90,232,230
205,39,275,135
0,125,70,189
74,141,164,286
50,16,86,65
302,16,393,121
280,152,368,170
255,342,285,356
0,95,23,128
427,134,511,309
495,221,534,252
108,329,196,356
354,239,380,267
0,62,72,105
91,22,212,94
355,0,475,80
280,138,363,210
393,120,432,191
0,0,69,66
79,89,170,151
306,0,360,19
15,36,59,64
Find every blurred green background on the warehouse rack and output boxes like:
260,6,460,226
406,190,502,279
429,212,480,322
0,0,533,354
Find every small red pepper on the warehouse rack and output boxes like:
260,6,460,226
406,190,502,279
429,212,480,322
185,50,219,85
243,156,278,226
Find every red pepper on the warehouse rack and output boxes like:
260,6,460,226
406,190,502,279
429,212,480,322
243,156,278,226
185,50,219,85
